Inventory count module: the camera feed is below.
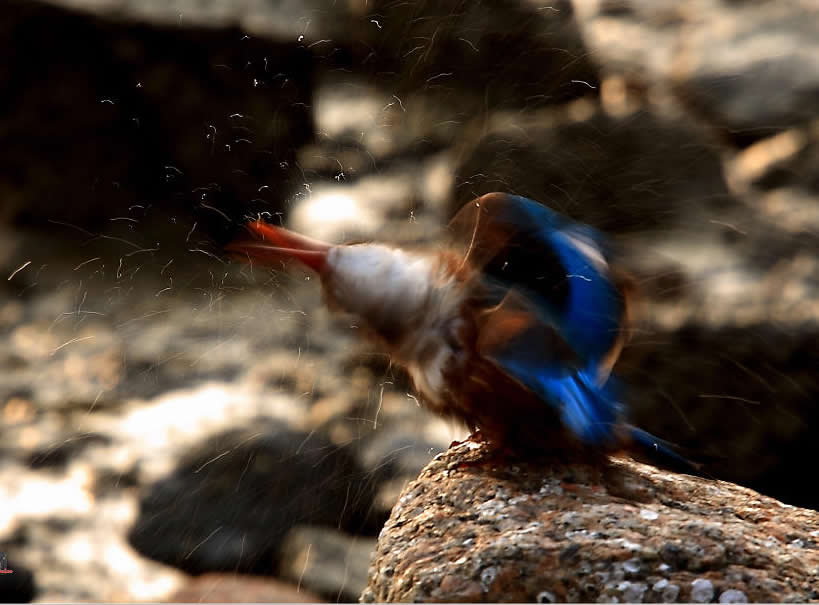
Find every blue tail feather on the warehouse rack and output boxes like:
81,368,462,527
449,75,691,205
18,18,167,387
627,426,699,473
535,368,621,446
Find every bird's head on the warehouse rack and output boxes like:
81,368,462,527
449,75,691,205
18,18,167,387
227,221,460,350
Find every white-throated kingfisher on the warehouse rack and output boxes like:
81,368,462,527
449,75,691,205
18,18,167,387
228,193,692,470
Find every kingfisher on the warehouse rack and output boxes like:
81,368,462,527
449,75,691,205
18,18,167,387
228,193,692,470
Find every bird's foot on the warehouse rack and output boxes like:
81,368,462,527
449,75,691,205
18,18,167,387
449,429,489,449
449,433,521,470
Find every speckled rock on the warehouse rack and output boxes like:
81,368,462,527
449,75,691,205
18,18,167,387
362,442,819,603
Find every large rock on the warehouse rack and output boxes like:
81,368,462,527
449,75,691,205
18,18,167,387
337,0,598,110
363,441,819,602
619,322,819,510
571,0,819,141
128,421,374,574
452,104,737,233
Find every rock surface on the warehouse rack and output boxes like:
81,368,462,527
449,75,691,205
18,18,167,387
363,442,819,603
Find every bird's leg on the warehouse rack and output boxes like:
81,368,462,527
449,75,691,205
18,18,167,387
449,427,525,469
449,427,489,448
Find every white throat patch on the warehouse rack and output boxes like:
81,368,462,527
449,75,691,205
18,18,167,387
324,244,466,406
325,245,439,322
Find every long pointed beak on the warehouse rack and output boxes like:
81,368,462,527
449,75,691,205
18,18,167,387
227,220,332,273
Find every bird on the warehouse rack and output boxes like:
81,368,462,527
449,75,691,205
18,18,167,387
227,192,693,470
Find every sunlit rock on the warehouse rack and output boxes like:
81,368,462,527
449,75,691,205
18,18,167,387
363,442,819,602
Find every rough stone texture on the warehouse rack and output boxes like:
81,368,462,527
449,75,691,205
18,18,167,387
363,442,819,603
168,573,322,603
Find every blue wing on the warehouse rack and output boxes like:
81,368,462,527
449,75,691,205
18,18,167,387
453,193,628,445
475,290,622,445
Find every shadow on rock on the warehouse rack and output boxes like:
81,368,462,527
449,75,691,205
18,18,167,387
620,321,819,510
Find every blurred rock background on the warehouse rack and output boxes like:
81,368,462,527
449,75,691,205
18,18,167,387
0,0,816,601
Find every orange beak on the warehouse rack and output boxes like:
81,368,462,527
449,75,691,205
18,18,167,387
227,220,331,273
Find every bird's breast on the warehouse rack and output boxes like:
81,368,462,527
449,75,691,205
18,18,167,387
404,314,468,413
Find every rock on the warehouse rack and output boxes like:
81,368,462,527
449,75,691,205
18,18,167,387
168,573,322,603
337,0,598,110
690,578,715,603
362,442,819,602
452,103,737,234
287,159,450,245
128,420,374,574
571,0,819,141
617,319,819,510
278,525,375,602
719,588,749,604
